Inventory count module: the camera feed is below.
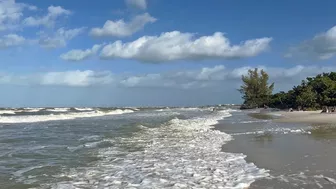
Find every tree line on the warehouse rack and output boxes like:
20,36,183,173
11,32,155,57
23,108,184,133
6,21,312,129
239,68,336,110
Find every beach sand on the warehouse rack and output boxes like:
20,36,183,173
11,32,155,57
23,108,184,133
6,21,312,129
270,110,336,124
215,110,336,189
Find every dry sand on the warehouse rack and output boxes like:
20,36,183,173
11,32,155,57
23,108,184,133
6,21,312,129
268,110,336,124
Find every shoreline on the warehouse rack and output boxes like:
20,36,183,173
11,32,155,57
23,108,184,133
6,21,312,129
257,110,336,124
216,110,336,188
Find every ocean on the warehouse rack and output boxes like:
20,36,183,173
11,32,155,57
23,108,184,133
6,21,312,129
0,106,269,188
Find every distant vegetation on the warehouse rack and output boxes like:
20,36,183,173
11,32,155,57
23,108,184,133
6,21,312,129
239,69,336,110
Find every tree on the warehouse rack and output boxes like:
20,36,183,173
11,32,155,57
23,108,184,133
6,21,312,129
295,85,317,110
239,68,274,109
269,91,288,109
269,72,336,110
307,73,336,107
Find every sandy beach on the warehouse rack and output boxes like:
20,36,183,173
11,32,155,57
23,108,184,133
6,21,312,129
262,110,336,124
216,110,336,188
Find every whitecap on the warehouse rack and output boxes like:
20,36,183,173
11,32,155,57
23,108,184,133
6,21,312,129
74,108,94,111
0,109,135,123
0,110,16,115
45,108,70,112
49,109,269,188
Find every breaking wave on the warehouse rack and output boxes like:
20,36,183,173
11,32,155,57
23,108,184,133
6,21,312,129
0,110,16,115
0,108,135,123
74,108,94,111
44,108,70,112
49,109,269,188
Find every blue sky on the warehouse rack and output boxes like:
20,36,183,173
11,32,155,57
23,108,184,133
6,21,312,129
1,0,336,107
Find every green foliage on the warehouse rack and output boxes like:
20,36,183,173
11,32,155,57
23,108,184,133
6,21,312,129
268,72,336,110
295,85,317,109
239,68,336,110
239,68,274,108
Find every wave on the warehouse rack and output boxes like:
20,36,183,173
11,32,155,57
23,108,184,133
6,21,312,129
22,108,44,112
44,108,70,112
74,108,94,111
0,109,135,123
67,140,114,152
0,110,16,115
50,109,269,188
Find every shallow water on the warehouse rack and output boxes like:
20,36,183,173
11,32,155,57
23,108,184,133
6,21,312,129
0,107,268,189
216,110,336,189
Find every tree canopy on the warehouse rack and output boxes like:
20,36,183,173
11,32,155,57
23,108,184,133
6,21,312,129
239,68,274,109
240,69,336,110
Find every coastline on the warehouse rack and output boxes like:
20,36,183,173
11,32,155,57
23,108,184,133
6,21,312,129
215,110,336,188
253,109,336,124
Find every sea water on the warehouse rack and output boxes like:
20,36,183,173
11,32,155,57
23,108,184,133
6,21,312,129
0,107,268,188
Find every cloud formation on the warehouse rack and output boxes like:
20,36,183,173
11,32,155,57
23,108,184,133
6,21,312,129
0,34,25,48
38,27,85,48
60,44,103,61
0,65,336,91
100,31,272,63
0,0,36,31
125,0,147,10
286,25,336,60
40,70,114,87
23,6,71,28
0,2,79,50
90,13,156,37
0,65,335,89
121,65,336,90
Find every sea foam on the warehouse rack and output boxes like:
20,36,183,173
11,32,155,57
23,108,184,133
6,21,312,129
0,109,135,123
49,109,269,189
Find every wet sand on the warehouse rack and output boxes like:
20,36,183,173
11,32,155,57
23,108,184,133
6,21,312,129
216,110,336,189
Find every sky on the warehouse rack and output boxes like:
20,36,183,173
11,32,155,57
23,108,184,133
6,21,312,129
1,0,336,107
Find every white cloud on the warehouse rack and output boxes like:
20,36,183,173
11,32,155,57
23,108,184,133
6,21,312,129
0,34,25,48
38,27,85,48
23,5,71,27
100,31,272,63
119,65,336,89
286,25,336,60
40,70,113,87
90,13,156,37
118,66,241,89
0,70,114,87
125,0,147,10
0,0,36,31
60,44,103,61
1,65,335,89
195,65,226,80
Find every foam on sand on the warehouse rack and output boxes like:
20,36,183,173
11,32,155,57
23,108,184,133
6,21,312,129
0,109,135,123
49,109,269,188
268,172,336,187
232,127,313,136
